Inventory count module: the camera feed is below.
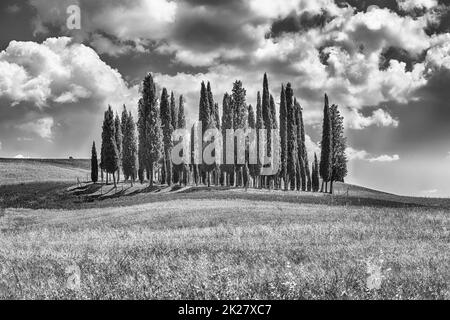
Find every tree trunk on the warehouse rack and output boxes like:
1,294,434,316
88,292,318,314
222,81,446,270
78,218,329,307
112,172,117,188
330,180,334,194
149,163,154,187
320,180,324,193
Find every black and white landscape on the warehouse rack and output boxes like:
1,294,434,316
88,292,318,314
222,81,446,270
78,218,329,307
0,0,449,301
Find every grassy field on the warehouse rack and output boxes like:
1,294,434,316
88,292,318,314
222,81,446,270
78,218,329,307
0,160,449,299
0,158,90,185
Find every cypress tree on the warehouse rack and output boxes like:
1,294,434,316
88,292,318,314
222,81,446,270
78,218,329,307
114,112,122,182
270,94,280,189
91,141,98,183
319,94,332,193
295,99,306,191
101,106,119,187
248,104,256,130
299,104,312,192
207,82,215,117
178,95,186,129
231,80,248,187
221,93,234,186
199,82,210,137
160,88,173,185
262,74,273,188
214,103,221,130
170,92,179,184
255,91,264,188
279,85,288,190
122,111,138,186
174,95,188,185
199,82,211,185
312,153,320,192
170,91,178,132
330,104,348,194
285,83,298,190
138,73,163,186
121,105,129,180
247,104,258,186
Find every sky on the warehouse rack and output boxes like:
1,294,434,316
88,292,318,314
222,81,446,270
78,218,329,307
0,0,449,197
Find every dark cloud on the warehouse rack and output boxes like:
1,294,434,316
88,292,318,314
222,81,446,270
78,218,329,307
171,1,259,52
379,46,427,72
268,10,335,38
335,0,399,12
425,5,450,35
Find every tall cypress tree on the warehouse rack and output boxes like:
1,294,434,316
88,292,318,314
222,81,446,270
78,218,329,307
247,104,258,186
255,91,264,188
91,141,98,183
231,80,248,187
295,99,306,191
199,82,210,134
160,88,173,185
170,91,178,132
207,82,215,118
114,112,122,182
101,106,119,187
285,83,297,190
319,94,332,193
262,74,273,189
279,85,288,190
221,93,234,186
121,105,129,180
299,104,312,192
175,95,188,185
312,153,320,192
138,73,163,186
214,103,221,131
330,104,348,194
122,111,138,186
178,95,186,129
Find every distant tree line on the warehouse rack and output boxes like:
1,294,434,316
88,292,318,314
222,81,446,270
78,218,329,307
91,72,347,193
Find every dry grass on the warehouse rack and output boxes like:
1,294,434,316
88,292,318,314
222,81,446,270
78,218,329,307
0,159,89,185
0,199,448,300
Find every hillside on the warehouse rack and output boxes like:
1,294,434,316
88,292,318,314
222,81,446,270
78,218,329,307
0,158,90,185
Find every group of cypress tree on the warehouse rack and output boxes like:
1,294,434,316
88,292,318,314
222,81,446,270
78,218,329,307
91,72,347,194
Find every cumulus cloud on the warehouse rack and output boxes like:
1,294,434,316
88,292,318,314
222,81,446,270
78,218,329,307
346,108,399,129
368,154,400,162
346,147,370,161
0,37,138,108
0,37,139,157
346,147,400,162
398,0,438,12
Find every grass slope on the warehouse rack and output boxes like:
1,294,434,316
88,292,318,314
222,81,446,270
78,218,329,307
0,197,448,299
0,158,90,185
0,160,448,299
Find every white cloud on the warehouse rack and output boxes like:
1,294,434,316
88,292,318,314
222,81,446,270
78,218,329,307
368,154,400,162
346,147,400,162
0,37,139,155
29,0,177,53
346,108,399,130
0,37,138,109
398,0,439,12
346,147,370,161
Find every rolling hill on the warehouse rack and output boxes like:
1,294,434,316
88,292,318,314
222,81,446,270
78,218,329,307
0,158,90,185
